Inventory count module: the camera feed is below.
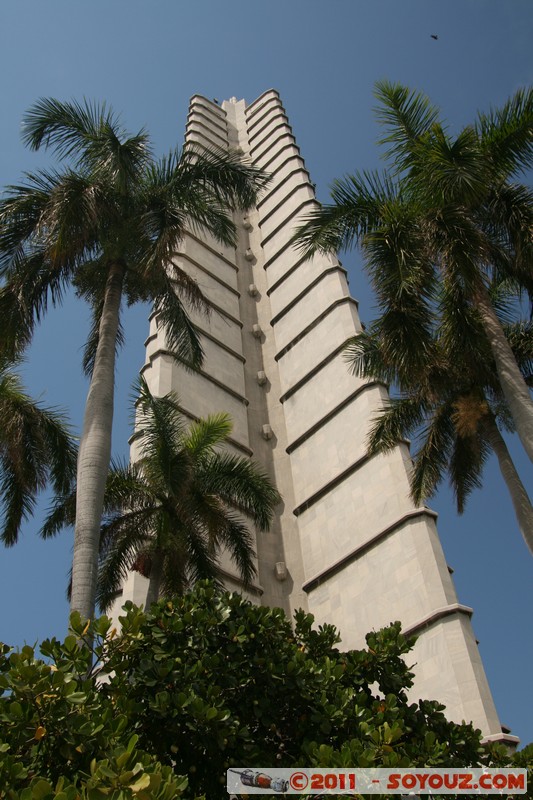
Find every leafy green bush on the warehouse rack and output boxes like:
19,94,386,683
0,625,186,799
0,582,530,798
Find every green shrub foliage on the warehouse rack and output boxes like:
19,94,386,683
0,628,186,799
0,582,530,798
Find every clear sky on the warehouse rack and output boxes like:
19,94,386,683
0,0,531,744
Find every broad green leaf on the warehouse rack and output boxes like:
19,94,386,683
129,773,151,792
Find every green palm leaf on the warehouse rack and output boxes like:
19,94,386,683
373,80,440,170
410,405,456,505
185,413,233,458
0,360,76,545
449,427,489,514
22,98,152,177
475,86,533,176
293,170,399,256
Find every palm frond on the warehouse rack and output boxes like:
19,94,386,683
370,306,435,384
293,170,398,256
415,125,486,205
23,98,115,157
152,278,204,369
0,166,108,357
505,321,533,381
142,152,238,249
0,174,58,266
43,173,111,259
0,286,35,359
0,461,37,546
410,405,456,504
367,396,427,455
41,460,150,542
197,452,280,530
133,380,192,494
99,503,158,556
438,276,494,373
22,98,152,173
0,252,74,358
482,182,533,295
31,406,77,495
448,427,489,514
185,413,233,459
217,512,257,588
134,378,186,449
364,197,437,306
87,129,152,191
0,369,76,543
429,205,490,294
344,332,390,383
178,143,269,210
374,81,440,171
476,86,533,177
0,169,111,272
96,512,156,611
180,522,220,586
40,489,77,539
198,500,256,587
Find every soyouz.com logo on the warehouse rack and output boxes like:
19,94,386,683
227,768,527,794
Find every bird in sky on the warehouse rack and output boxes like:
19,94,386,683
430,34,439,40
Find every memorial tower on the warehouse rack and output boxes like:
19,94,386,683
118,90,515,743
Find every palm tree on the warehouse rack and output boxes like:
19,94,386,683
296,82,533,462
0,356,76,546
0,99,267,620
43,379,281,610
345,283,533,554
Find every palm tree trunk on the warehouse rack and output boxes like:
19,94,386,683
145,550,164,608
483,415,533,556
475,282,533,463
70,261,124,620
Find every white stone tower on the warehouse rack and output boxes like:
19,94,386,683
120,90,515,743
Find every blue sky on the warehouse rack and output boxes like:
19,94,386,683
0,1,532,744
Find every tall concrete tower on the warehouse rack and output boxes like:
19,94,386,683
120,90,515,743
